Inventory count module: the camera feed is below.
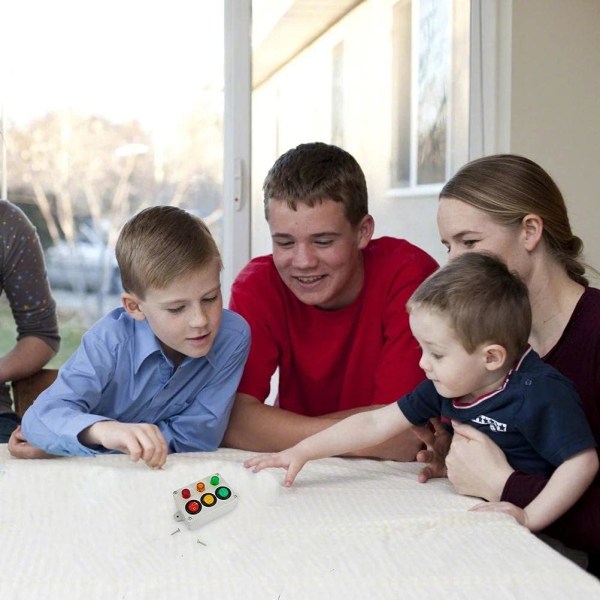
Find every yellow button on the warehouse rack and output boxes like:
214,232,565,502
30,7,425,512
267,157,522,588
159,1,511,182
202,493,216,507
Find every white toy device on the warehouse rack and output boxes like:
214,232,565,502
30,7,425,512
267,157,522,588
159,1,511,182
173,473,239,530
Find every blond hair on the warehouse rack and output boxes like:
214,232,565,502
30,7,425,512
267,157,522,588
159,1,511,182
116,206,221,298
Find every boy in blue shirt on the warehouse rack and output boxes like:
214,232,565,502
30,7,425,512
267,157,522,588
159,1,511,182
246,252,598,533
9,206,250,468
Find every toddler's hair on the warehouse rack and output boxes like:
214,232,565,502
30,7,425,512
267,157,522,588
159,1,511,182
407,252,531,361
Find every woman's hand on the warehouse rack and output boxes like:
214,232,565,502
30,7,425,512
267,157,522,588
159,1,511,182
412,418,451,482
447,420,514,501
470,501,527,527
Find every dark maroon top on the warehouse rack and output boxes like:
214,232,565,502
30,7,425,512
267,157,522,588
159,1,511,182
501,286,600,553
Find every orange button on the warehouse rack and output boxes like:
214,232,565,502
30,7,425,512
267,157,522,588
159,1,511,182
196,482,205,492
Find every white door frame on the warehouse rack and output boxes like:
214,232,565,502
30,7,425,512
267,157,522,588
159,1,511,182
469,0,512,159
223,0,252,304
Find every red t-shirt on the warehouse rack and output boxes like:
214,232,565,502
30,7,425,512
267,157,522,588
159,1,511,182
229,237,438,416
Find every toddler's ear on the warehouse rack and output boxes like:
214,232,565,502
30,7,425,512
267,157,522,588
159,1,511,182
484,344,507,371
122,293,146,321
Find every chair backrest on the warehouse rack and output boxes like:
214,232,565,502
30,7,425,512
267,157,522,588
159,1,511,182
12,368,59,418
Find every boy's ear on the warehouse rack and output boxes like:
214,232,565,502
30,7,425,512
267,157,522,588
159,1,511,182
122,293,146,321
356,214,375,250
483,344,507,372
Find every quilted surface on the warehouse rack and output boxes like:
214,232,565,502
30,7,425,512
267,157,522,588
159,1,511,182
1,447,599,599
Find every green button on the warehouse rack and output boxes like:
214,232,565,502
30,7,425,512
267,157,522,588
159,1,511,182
216,486,231,499
210,475,220,486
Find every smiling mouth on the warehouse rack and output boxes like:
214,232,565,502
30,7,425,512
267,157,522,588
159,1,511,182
293,275,326,284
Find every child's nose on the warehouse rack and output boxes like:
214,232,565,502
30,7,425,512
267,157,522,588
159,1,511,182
190,306,208,327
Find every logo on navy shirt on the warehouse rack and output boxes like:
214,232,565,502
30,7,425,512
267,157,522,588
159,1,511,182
471,415,507,432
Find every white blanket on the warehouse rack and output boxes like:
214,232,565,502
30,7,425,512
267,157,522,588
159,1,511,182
1,447,599,599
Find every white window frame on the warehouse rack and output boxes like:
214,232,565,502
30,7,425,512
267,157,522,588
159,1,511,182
468,0,512,158
223,0,252,304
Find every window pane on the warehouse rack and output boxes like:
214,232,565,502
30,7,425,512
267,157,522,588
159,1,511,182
416,0,449,185
2,0,224,362
391,0,412,188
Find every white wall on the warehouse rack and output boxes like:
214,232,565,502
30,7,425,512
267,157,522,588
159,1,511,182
250,0,464,267
373,0,600,274
250,0,600,280
509,0,600,281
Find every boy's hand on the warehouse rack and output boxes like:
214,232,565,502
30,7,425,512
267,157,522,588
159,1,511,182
7,425,54,459
412,418,451,482
80,421,168,469
469,500,527,528
244,448,307,487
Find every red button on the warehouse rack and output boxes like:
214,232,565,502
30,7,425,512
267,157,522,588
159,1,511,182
185,500,201,515
181,488,191,499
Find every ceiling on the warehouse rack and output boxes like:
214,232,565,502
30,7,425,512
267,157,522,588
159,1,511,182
252,0,365,87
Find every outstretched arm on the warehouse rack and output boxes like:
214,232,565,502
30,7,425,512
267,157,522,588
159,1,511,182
223,393,423,461
244,403,411,486
223,393,338,451
471,448,599,532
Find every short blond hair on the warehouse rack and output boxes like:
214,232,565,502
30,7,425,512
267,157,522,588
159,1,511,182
116,206,221,299
407,252,531,362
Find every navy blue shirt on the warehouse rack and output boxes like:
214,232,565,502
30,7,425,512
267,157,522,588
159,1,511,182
399,348,596,477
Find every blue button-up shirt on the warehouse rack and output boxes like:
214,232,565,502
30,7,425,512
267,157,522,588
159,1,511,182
22,307,250,456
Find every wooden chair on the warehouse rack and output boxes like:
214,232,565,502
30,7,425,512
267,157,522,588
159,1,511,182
11,368,59,418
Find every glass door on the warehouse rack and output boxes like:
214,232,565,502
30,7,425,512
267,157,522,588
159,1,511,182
1,0,246,365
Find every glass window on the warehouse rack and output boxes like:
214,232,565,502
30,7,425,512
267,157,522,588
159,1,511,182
391,0,412,187
416,0,450,185
1,0,225,364
391,0,468,190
